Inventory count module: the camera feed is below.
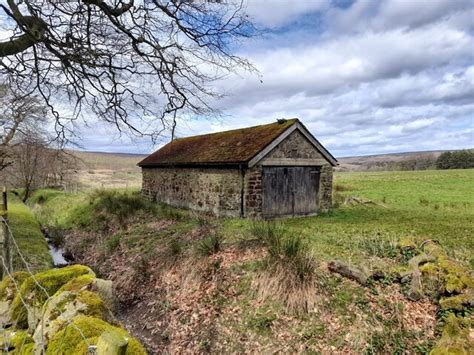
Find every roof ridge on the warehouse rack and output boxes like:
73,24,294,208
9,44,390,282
174,118,299,141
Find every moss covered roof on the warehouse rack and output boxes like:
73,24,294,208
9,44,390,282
138,119,298,166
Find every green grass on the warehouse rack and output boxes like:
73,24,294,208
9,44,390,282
6,199,53,272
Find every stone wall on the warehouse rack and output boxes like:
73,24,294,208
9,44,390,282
244,166,263,217
142,167,242,217
319,165,333,211
264,130,326,160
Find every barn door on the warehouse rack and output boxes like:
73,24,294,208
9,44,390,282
262,166,320,217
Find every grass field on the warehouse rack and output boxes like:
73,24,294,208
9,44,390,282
27,168,474,353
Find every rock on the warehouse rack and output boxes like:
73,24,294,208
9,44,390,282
91,278,118,314
9,265,95,330
328,260,369,285
33,289,107,352
46,315,146,355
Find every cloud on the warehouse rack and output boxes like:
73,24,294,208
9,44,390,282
242,0,330,28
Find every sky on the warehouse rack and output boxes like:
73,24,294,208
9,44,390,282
5,0,474,157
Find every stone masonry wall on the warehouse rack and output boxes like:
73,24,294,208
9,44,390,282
319,165,333,211
264,130,326,160
142,167,242,217
244,166,263,217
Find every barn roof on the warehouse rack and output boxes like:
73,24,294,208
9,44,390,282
138,119,337,167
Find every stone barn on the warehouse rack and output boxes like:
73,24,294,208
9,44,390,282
138,119,337,218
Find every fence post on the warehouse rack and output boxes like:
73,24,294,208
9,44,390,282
1,187,9,278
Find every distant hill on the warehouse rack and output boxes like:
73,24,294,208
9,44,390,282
71,149,472,175
336,150,446,172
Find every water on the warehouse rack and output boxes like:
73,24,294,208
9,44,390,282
48,244,69,266
42,228,70,267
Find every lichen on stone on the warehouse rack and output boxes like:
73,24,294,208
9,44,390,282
0,329,34,354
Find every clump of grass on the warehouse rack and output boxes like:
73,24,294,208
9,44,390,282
246,307,277,331
357,236,399,259
419,196,430,206
159,204,186,221
252,221,320,314
197,234,222,256
104,234,121,253
332,191,346,208
248,220,286,245
169,238,182,256
90,189,153,226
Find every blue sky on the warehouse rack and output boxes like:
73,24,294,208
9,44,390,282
75,0,474,157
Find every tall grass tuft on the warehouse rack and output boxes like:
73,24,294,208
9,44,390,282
197,234,222,256
250,220,321,314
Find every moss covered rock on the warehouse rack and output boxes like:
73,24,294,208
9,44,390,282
33,289,109,352
439,292,474,311
0,329,34,354
46,315,146,354
0,272,30,301
422,243,474,295
0,272,30,325
10,265,95,330
430,314,474,355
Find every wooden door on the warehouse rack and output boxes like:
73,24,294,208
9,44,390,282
262,166,320,217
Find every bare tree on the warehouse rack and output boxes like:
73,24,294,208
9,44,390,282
0,1,255,142
7,131,47,201
6,130,78,201
0,84,48,171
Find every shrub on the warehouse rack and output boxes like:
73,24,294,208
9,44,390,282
197,234,222,256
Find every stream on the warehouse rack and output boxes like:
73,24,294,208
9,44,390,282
41,228,72,267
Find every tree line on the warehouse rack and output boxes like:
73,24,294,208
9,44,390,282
436,150,474,170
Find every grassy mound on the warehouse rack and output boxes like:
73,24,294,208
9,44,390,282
7,201,52,272
31,189,158,231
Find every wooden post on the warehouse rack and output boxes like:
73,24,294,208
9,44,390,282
1,187,9,278
96,330,128,355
